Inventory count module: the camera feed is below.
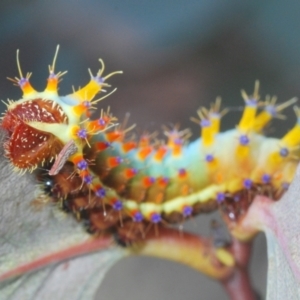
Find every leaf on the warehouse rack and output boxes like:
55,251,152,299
242,165,300,299
0,248,124,300
0,132,126,299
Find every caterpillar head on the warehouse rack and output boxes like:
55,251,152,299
1,46,121,172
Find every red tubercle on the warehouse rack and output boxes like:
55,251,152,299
87,110,117,134
123,167,138,179
78,169,90,178
172,145,183,156
138,134,151,148
106,131,123,143
137,146,153,160
154,146,168,161
143,176,156,188
88,119,107,133
94,141,111,151
178,168,188,179
157,176,169,187
122,141,137,153
71,154,84,165
73,101,91,117
107,156,123,168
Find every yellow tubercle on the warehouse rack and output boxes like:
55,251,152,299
46,78,58,92
208,97,228,135
67,59,122,102
73,103,89,116
192,98,228,147
272,161,296,190
206,157,219,172
281,123,300,148
71,125,82,139
238,105,257,132
253,111,272,132
72,79,103,102
254,96,297,133
210,116,220,135
7,49,37,96
281,106,300,148
21,81,37,96
267,152,284,170
239,81,260,132
235,144,250,159
202,125,214,147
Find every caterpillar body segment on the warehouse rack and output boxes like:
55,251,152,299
1,47,299,242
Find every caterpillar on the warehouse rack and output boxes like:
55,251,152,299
2,46,300,243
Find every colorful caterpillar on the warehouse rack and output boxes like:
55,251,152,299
2,46,300,242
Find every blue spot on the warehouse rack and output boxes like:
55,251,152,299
265,105,277,117
83,101,91,108
77,159,88,170
77,129,87,139
200,119,211,127
234,195,240,202
161,177,169,184
243,178,252,189
95,188,106,198
182,206,193,217
239,135,249,146
83,175,93,185
205,154,214,162
282,182,289,190
48,72,57,79
130,168,138,176
98,118,106,126
262,174,271,184
18,77,28,87
178,168,186,176
133,211,143,222
113,200,123,211
216,192,225,203
246,98,257,107
280,147,289,157
210,112,220,119
93,75,105,84
116,156,123,164
151,213,161,224
174,138,183,145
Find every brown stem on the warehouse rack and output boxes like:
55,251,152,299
221,239,257,300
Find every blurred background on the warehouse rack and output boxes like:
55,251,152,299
1,0,300,299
